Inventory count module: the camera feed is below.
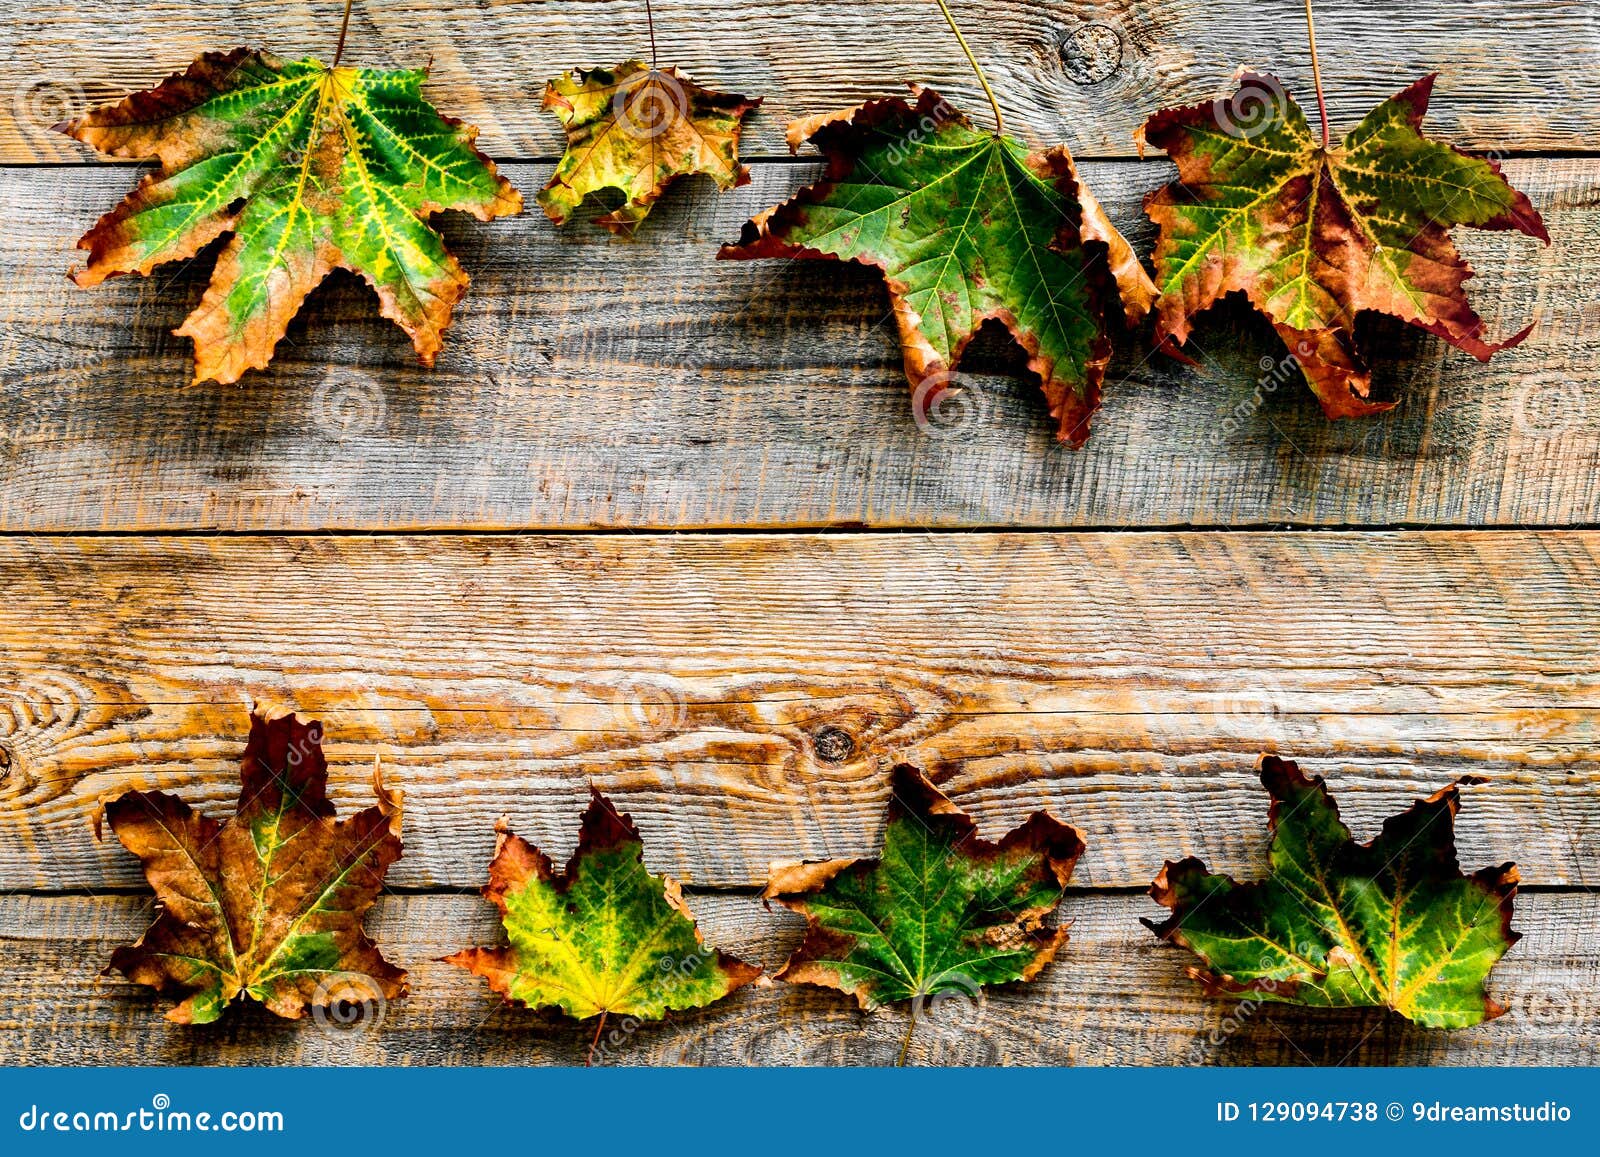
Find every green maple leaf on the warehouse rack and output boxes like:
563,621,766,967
720,87,1154,446
447,793,760,1025
102,711,406,1024
58,47,523,384
764,763,1084,1043
1145,755,1520,1028
1142,73,1547,417
538,60,759,235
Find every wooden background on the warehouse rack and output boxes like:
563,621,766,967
0,0,1596,1066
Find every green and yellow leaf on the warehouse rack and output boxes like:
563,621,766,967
1141,73,1547,417
102,710,406,1024
58,47,523,384
720,88,1154,446
539,60,759,235
763,763,1085,1011
1145,755,1520,1028
447,794,760,1021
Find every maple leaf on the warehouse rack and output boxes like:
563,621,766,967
447,793,760,1027
539,60,759,235
764,764,1085,1021
1145,755,1520,1028
101,710,406,1024
1142,73,1547,417
720,88,1155,446
57,47,523,384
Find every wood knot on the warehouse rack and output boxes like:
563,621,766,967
811,726,856,765
1059,21,1123,85
0,744,10,775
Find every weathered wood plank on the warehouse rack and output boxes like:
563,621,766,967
2,159,1594,532
2,892,1591,1066
2,0,1596,163
0,532,1595,891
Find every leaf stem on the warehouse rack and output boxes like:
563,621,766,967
587,1009,608,1067
897,1002,918,1067
332,0,356,68
932,0,1005,136
645,0,660,69
1304,0,1331,149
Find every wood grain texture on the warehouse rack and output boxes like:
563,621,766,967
1,159,1593,532
3,0,1597,1068
3,0,1596,163
3,891,1592,1066
1,532,1595,892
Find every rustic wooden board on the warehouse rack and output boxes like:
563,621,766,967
3,0,1596,1072
3,0,1596,163
1,532,1595,892
1,158,1593,532
3,891,1590,1066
